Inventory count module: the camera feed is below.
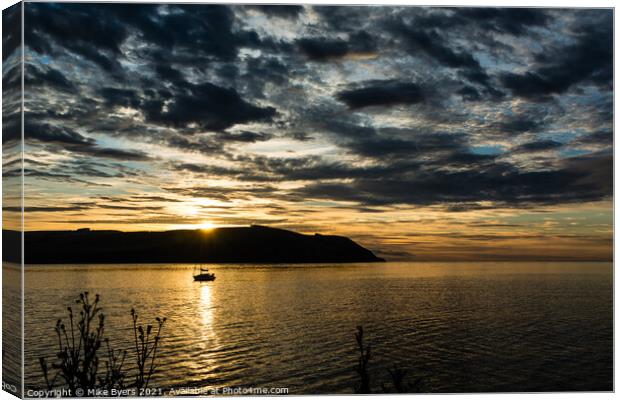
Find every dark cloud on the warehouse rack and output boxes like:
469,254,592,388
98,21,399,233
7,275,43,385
4,168,113,187
2,113,21,145
25,3,129,73
26,66,76,92
443,203,499,213
4,206,89,213
247,57,288,82
4,158,45,169
565,153,612,195
62,163,123,178
296,153,612,207
165,184,281,202
298,31,375,61
298,38,349,61
25,3,265,75
242,156,423,182
500,12,612,100
3,5,22,150
454,8,550,36
459,70,505,100
173,162,243,177
155,65,185,83
2,61,20,92
444,152,498,164
97,79,279,136
6,202,163,213
216,131,273,143
383,9,552,102
174,155,419,183
312,6,378,32
130,4,267,61
391,25,478,69
165,135,226,156
495,117,544,135
243,57,290,97
99,87,140,108
408,7,549,36
26,122,94,146
143,82,276,131
25,122,150,161
342,131,466,159
573,130,612,145
2,3,21,62
80,147,151,161
457,86,482,102
317,120,377,139
511,140,563,154
336,80,425,109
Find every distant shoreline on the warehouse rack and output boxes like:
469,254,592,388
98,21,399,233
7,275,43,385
3,225,385,264
2,226,611,264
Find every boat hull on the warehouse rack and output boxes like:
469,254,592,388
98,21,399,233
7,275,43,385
193,274,216,281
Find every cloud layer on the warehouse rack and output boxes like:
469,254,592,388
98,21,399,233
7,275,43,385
2,4,612,260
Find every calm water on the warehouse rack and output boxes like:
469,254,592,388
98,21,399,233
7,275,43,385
20,262,612,393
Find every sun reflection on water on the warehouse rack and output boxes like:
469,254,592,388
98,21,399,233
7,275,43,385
198,283,214,336
181,279,221,390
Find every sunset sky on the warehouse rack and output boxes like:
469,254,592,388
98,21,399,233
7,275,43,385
2,4,613,261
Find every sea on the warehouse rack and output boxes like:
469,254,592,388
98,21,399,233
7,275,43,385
4,261,613,394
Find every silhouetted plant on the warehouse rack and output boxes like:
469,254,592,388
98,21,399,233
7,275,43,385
40,292,107,392
131,308,166,390
354,326,371,394
353,325,422,394
40,292,165,394
381,366,423,393
100,338,127,390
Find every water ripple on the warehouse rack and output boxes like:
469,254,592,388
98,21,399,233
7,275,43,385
20,261,612,393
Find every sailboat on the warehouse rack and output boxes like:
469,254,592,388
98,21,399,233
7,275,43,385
193,266,216,281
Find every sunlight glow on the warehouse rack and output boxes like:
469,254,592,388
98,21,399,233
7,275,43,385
198,221,217,231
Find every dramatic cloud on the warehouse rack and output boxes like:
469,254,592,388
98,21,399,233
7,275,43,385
389,22,481,70
511,140,563,154
500,13,612,100
23,122,150,161
343,132,464,158
337,81,426,109
298,31,376,61
453,8,550,36
9,4,612,259
2,3,20,62
297,153,612,207
26,66,76,92
142,82,277,131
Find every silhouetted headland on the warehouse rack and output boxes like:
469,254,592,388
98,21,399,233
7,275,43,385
3,225,385,264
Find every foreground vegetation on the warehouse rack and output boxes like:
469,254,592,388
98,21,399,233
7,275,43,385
40,292,166,394
354,326,422,393
39,293,421,395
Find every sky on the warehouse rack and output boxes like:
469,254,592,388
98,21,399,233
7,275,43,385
2,4,613,261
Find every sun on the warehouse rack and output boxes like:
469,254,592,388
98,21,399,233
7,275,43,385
198,221,216,231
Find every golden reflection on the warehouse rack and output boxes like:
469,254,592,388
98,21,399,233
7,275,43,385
199,283,214,332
